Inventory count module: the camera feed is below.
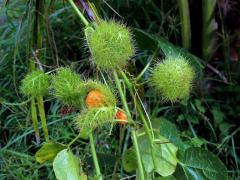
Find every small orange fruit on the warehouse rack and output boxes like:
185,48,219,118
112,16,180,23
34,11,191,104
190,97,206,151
115,110,128,124
85,90,105,108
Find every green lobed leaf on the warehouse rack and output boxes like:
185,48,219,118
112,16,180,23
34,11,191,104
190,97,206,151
35,142,66,164
53,149,85,180
138,133,178,177
179,147,228,180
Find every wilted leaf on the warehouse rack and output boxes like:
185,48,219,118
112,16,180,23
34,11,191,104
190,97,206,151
179,147,228,180
53,149,85,180
123,148,137,172
35,142,66,164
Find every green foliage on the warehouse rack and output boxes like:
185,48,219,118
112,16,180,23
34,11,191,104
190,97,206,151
179,147,228,180
35,142,66,164
52,67,84,107
138,133,178,177
134,28,204,73
75,107,115,131
20,70,50,97
87,20,134,70
152,117,187,150
53,149,87,180
151,56,195,101
1,0,239,179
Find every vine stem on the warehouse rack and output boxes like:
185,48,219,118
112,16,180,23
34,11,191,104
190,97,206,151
113,70,145,180
68,0,89,27
119,70,153,142
37,96,49,142
89,133,103,180
67,132,82,148
119,70,159,171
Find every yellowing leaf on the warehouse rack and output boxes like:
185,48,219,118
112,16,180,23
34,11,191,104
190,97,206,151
35,142,66,164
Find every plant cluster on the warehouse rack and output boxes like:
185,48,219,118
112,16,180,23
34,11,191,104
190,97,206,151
1,0,238,180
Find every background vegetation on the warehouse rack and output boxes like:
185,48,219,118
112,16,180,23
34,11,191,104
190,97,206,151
0,0,239,179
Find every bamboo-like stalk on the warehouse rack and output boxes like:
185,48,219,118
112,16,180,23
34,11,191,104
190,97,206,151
177,0,191,49
33,0,50,142
202,0,217,60
37,96,49,141
113,70,145,180
31,99,40,144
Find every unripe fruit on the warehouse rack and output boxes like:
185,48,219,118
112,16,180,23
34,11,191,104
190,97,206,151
75,107,115,131
85,90,105,108
115,110,128,124
86,20,134,70
52,67,84,107
20,70,49,97
151,56,195,102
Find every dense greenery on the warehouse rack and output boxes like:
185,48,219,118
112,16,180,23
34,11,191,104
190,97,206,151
0,0,239,179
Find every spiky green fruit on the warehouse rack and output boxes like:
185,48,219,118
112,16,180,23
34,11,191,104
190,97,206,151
84,80,117,108
86,21,134,70
75,107,115,131
20,70,49,97
52,67,84,107
151,57,195,102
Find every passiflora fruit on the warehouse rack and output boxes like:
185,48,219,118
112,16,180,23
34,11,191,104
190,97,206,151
52,67,84,107
86,20,135,70
20,70,49,97
85,90,105,108
115,110,128,124
84,80,116,108
75,107,115,131
151,56,195,102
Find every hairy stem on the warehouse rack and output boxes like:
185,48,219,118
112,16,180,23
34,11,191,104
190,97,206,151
119,70,153,141
113,70,145,180
119,70,158,170
37,96,49,141
89,133,102,180
131,130,145,180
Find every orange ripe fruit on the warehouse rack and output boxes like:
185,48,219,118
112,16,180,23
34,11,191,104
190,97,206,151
85,90,105,108
115,110,128,124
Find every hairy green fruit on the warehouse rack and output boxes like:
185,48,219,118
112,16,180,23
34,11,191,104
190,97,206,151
86,21,134,70
52,67,84,107
151,57,195,101
20,70,49,97
75,107,115,131
84,80,117,108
